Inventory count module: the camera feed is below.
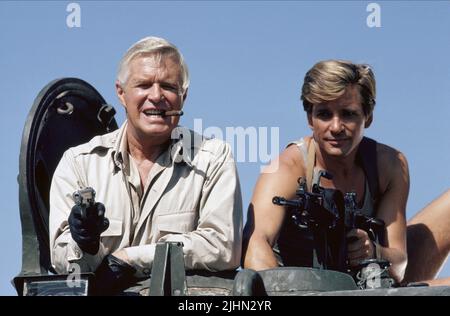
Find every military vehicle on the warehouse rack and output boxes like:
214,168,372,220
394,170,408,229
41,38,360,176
13,78,450,296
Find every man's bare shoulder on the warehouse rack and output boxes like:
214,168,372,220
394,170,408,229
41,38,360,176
285,136,312,166
376,142,408,166
275,140,309,175
280,145,301,166
375,142,409,189
257,139,308,194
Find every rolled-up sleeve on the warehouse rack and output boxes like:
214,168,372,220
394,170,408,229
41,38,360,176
49,149,107,274
125,141,243,276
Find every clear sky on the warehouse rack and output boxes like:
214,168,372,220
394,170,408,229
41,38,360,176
1,1,449,295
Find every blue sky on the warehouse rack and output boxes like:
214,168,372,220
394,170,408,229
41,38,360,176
1,1,449,295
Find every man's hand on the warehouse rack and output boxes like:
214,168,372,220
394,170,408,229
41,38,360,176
68,202,109,255
346,228,375,267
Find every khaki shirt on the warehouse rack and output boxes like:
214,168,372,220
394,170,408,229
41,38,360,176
49,122,243,277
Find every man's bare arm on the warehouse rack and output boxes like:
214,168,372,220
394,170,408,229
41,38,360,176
404,189,450,283
242,146,304,270
375,146,410,283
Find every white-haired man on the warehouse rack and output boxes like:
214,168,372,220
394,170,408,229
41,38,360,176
49,36,243,294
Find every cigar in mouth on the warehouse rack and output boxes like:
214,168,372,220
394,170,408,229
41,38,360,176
163,110,184,117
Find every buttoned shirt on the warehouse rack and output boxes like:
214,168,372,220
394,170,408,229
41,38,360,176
49,121,243,277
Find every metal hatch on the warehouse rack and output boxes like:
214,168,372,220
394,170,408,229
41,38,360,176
16,78,118,279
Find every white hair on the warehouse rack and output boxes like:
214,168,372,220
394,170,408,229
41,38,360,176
116,36,190,94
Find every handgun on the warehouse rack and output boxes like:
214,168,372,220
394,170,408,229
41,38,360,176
73,187,96,207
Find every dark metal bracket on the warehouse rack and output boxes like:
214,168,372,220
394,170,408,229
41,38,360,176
148,242,187,296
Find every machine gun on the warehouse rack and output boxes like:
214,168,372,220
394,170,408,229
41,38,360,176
343,192,393,288
273,171,393,288
343,191,386,246
273,170,347,271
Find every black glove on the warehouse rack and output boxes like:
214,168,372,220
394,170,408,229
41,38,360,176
91,254,137,296
68,202,109,255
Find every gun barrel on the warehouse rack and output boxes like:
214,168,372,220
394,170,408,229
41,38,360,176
272,196,303,208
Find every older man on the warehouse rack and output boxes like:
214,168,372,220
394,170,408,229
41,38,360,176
49,37,242,293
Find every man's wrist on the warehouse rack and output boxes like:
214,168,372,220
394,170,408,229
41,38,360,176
78,240,101,255
67,239,106,272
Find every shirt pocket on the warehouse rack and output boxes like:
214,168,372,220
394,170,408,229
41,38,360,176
100,218,123,237
156,210,197,234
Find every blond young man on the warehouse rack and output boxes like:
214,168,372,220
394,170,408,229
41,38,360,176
243,60,408,283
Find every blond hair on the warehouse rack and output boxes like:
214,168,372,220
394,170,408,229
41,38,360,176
301,60,376,116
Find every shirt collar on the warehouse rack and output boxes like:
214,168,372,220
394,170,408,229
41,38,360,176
111,121,129,173
111,122,196,174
